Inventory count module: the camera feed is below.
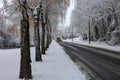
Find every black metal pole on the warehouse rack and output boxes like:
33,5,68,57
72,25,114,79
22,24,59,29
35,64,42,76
72,26,73,41
88,16,91,44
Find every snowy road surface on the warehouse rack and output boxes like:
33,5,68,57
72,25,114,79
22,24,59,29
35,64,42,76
0,41,86,80
60,42,120,80
64,37,120,52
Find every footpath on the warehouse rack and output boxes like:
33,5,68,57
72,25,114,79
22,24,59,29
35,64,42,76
0,41,86,80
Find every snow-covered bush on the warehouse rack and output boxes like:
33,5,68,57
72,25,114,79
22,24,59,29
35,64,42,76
109,30,120,45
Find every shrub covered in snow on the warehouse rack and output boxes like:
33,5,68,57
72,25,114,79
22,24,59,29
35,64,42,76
109,30,120,45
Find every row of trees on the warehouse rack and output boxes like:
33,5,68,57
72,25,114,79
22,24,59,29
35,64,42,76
65,0,120,45
17,0,68,79
0,0,69,79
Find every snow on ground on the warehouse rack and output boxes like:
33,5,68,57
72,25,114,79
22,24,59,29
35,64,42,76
63,37,120,52
0,41,86,80
0,49,20,80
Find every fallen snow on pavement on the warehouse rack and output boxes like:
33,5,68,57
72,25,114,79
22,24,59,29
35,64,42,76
0,41,86,80
64,37,120,52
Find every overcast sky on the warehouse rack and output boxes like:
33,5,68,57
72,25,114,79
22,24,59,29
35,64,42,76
0,0,12,8
0,0,3,8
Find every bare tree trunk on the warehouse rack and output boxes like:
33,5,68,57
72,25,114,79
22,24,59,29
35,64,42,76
33,5,42,61
45,17,48,50
41,24,46,54
46,25,49,50
46,19,51,49
40,2,46,54
19,0,32,79
49,20,52,44
19,20,32,79
34,21,42,61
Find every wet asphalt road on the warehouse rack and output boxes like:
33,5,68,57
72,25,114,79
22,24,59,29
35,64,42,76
59,42,120,80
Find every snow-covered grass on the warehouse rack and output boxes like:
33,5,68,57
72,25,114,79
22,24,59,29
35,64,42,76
0,41,86,80
64,37,120,52
0,48,20,80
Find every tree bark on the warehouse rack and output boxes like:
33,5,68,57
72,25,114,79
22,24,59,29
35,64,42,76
34,20,42,61
40,3,46,54
19,20,32,79
41,24,46,54
19,0,32,79
46,19,51,49
49,24,52,43
46,32,49,49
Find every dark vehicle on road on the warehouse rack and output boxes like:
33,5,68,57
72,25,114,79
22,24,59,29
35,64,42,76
56,37,62,42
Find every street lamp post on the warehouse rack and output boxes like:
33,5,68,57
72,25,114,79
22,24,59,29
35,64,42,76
87,3,91,44
72,25,74,41
88,17,91,44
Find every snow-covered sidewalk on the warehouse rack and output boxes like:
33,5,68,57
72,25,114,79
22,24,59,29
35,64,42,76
0,41,86,80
